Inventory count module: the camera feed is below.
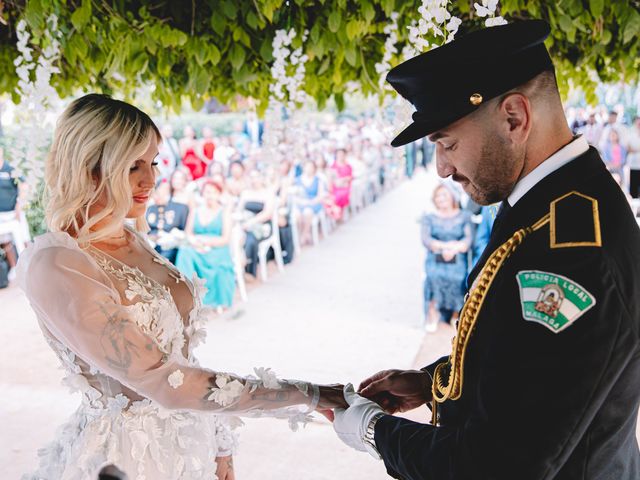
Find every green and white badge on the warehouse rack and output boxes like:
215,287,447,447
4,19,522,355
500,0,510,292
516,270,596,333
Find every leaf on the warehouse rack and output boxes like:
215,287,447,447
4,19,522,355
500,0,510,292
210,13,226,36
207,44,221,65
381,0,395,16
317,56,331,75
345,44,357,66
259,37,273,62
328,11,341,33
334,92,345,111
246,11,259,30
194,68,210,95
346,19,360,40
310,23,321,44
623,10,640,44
361,0,375,23
589,0,604,18
223,0,238,20
71,0,92,31
557,14,574,33
230,44,246,70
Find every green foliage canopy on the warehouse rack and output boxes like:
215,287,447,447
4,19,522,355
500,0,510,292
0,0,639,111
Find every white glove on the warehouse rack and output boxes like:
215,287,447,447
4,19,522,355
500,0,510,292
333,383,384,455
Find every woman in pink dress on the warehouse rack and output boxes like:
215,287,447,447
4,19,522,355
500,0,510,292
326,148,353,220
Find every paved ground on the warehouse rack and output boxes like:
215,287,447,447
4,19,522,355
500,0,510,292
1,170,446,479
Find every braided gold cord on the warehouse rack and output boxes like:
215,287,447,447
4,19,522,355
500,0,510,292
430,214,550,425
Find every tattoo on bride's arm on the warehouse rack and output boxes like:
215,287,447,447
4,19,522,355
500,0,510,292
99,305,141,373
250,391,291,402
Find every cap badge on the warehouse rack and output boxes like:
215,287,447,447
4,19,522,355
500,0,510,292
469,93,483,106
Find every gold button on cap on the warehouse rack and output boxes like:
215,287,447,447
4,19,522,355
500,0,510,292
469,93,483,106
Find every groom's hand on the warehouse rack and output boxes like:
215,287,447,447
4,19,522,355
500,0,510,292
358,369,432,414
333,384,385,458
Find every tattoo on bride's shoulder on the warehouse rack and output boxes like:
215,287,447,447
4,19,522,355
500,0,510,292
98,305,141,374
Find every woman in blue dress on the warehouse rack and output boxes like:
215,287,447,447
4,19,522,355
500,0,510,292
421,182,472,332
294,160,326,246
176,180,236,309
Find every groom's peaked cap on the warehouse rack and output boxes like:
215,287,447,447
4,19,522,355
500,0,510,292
386,20,553,147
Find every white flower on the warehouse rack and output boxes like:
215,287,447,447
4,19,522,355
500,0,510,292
253,367,281,389
61,373,91,393
168,369,185,389
207,374,245,407
474,2,492,17
486,16,508,27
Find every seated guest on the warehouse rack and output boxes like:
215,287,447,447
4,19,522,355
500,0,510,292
169,167,197,207
421,182,472,332
145,180,189,264
238,171,276,277
0,146,23,277
294,160,326,245
327,148,353,221
176,180,235,309
227,160,247,198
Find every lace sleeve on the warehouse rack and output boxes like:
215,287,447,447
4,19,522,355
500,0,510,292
22,245,319,418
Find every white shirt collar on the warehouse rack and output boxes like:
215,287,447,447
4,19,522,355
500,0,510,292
508,136,589,206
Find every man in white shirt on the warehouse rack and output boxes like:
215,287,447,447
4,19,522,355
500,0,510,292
332,20,640,480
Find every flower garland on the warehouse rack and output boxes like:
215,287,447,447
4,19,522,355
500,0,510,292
408,0,462,54
9,15,62,203
474,0,508,27
263,28,309,163
375,12,400,93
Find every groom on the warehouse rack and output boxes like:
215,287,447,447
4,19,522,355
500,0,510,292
332,20,640,479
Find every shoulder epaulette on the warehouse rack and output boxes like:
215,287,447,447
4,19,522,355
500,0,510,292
549,191,602,248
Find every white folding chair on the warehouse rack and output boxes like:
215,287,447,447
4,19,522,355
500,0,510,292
257,207,285,282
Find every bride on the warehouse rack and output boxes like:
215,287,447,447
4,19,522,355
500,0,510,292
16,94,346,480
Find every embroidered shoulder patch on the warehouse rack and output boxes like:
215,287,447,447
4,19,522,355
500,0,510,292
516,270,596,333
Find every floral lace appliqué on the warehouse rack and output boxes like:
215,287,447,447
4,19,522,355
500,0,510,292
168,370,185,389
207,374,246,407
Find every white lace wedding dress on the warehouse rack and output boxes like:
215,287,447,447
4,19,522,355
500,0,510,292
16,227,319,480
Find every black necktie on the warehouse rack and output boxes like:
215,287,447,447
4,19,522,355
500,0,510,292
491,200,512,234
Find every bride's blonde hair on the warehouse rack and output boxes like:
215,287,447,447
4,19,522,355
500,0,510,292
45,94,161,245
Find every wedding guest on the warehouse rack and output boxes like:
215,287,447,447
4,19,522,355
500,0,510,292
421,182,472,332
200,126,216,164
169,167,197,207
238,171,276,278
601,128,627,181
146,180,189,264
294,160,326,246
180,125,207,180
227,160,247,198
0,146,21,275
176,180,235,309
327,148,353,220
156,124,180,180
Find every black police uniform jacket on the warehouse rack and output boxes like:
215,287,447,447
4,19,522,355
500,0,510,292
374,146,640,479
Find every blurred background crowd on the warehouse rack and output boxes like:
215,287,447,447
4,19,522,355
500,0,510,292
1,103,640,330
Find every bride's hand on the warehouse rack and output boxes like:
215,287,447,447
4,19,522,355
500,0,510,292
316,384,348,422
